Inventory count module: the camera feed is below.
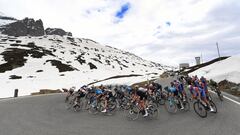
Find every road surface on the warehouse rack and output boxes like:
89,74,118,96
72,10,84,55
0,79,240,135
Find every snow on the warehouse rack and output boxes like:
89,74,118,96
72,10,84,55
190,55,240,83
0,13,17,26
0,19,15,26
0,16,16,26
0,35,169,98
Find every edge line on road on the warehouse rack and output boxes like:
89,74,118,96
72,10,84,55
209,90,240,106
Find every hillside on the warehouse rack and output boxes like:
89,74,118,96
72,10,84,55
0,17,170,98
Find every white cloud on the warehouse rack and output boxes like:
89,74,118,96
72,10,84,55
0,0,239,66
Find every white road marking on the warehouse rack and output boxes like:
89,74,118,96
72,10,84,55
209,90,240,105
222,95,240,105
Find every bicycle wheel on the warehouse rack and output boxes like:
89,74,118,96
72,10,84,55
183,100,190,111
73,104,81,112
65,98,74,110
148,104,159,119
209,100,217,113
73,100,84,112
217,91,224,101
88,102,99,115
83,99,90,110
193,101,207,118
125,105,140,121
107,101,117,115
122,101,131,110
157,96,165,105
164,98,177,113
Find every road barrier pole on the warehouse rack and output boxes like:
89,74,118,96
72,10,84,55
14,89,18,97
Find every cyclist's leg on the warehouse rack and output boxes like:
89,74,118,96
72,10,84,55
201,90,214,111
101,96,107,112
176,91,184,109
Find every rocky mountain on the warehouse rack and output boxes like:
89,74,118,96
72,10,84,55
45,28,72,36
0,16,71,37
0,18,44,36
0,15,171,98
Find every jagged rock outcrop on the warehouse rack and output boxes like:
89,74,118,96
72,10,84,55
0,15,73,37
0,17,44,36
45,28,72,36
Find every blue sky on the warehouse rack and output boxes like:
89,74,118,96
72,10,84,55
115,2,130,19
0,0,239,66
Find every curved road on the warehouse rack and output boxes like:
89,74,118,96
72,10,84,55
0,80,240,135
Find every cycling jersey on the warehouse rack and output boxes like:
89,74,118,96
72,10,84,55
189,85,206,98
198,86,206,98
168,86,178,96
103,90,113,100
95,89,103,95
189,85,198,97
136,90,148,100
194,80,200,87
200,78,208,93
77,91,86,98
178,83,184,92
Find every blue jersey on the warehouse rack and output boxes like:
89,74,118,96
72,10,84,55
169,87,177,93
194,80,200,87
178,83,184,92
198,87,206,98
95,89,103,95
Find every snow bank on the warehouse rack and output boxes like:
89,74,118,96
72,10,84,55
190,55,240,83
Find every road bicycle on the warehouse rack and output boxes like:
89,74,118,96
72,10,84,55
88,97,117,115
164,87,190,113
193,98,217,118
125,100,159,121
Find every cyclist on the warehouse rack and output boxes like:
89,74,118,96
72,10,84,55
65,86,76,102
152,81,162,92
73,87,87,108
200,76,208,93
147,83,155,96
126,86,132,95
168,82,184,109
176,79,187,101
91,87,104,108
193,76,200,87
101,88,114,113
131,85,149,117
188,82,214,112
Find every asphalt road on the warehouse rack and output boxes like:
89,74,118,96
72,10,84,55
0,79,240,135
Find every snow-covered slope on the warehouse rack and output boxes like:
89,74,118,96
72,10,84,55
0,34,170,98
0,13,17,26
190,55,240,83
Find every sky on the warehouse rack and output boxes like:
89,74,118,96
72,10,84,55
0,0,240,66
